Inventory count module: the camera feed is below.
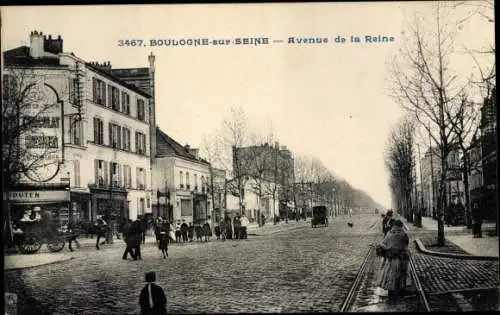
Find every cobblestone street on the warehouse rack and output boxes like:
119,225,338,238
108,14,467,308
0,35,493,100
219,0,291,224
5,214,381,314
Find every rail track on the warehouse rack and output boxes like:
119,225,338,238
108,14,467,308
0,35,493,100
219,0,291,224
340,223,431,312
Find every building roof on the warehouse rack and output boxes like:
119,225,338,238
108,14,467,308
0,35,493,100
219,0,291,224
3,46,151,98
3,46,66,68
111,68,150,77
156,127,210,165
85,63,151,98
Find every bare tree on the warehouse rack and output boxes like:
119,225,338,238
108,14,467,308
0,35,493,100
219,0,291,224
384,117,417,224
2,66,68,244
388,3,467,246
204,105,251,216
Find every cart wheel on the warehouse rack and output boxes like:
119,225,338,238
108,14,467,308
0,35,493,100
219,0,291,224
19,237,42,254
47,239,65,252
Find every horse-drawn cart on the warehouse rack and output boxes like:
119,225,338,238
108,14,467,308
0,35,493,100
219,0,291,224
13,222,70,254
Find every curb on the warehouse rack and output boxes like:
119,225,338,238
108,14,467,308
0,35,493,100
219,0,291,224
402,220,498,261
4,256,76,271
414,238,498,261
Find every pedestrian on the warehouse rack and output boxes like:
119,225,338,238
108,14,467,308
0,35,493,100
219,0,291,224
375,219,411,302
122,219,136,260
158,221,169,259
139,271,167,315
472,202,483,238
214,222,221,240
219,220,227,241
382,210,395,236
94,215,107,250
225,217,233,240
139,215,148,245
188,222,195,242
240,214,249,239
233,216,241,240
202,222,212,242
349,208,354,218
66,218,81,252
180,220,188,242
175,220,182,243
130,219,143,260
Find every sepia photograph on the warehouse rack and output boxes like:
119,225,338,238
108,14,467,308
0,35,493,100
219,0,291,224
1,1,497,314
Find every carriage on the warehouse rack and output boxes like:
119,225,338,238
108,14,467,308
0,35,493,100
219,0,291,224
12,221,72,254
311,206,328,228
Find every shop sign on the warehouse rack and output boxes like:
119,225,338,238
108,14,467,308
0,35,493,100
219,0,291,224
8,190,70,203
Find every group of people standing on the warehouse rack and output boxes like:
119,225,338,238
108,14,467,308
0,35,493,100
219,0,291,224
214,214,249,241
375,210,411,303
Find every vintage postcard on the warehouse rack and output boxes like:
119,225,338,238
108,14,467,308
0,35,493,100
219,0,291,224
1,2,497,314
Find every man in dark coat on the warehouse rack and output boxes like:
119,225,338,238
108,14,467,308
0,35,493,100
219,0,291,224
130,220,143,260
122,219,136,260
139,271,167,315
188,223,195,242
94,215,107,250
180,220,188,242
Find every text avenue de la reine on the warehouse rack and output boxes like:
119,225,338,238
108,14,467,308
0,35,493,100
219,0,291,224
117,35,395,48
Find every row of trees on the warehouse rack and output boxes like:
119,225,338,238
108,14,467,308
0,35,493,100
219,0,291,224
201,105,383,221
386,1,495,246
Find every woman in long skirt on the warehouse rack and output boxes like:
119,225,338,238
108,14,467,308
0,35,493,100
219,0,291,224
375,219,411,302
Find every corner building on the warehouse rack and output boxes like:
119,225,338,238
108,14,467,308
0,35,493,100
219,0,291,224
3,30,154,224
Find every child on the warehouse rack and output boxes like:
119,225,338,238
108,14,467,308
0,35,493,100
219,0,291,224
139,271,167,315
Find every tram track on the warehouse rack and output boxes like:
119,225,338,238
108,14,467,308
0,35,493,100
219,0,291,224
340,222,431,312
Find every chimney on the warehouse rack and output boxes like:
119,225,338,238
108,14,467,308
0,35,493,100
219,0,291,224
148,52,155,70
29,30,44,59
184,144,190,151
189,148,199,159
43,33,64,54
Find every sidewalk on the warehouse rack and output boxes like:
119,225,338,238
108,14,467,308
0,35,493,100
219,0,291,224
404,216,498,258
5,253,75,270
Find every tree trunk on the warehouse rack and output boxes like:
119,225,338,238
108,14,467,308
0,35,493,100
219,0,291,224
3,187,14,247
461,153,472,229
437,154,447,247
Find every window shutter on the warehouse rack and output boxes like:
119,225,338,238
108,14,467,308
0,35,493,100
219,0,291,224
93,118,98,143
143,171,147,190
94,159,99,184
107,84,112,107
92,78,97,103
109,123,113,147
135,132,139,153
123,165,128,188
103,161,108,185
128,166,132,187
136,167,140,189
101,83,106,106
117,126,122,149
117,164,122,187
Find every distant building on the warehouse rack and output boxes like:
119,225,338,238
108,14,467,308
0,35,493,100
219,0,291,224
420,147,441,217
480,87,497,222
232,141,295,219
3,30,154,226
152,127,211,225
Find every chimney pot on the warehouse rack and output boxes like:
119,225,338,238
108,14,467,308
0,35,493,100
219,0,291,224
57,35,61,40
48,35,52,40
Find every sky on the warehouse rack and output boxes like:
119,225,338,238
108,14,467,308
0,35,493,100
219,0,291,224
1,2,493,209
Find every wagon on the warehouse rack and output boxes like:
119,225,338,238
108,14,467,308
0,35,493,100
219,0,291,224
311,206,328,228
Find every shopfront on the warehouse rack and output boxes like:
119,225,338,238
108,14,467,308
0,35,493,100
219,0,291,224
89,186,128,223
7,185,70,228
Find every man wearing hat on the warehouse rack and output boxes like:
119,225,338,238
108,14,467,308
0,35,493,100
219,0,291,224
139,271,167,315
